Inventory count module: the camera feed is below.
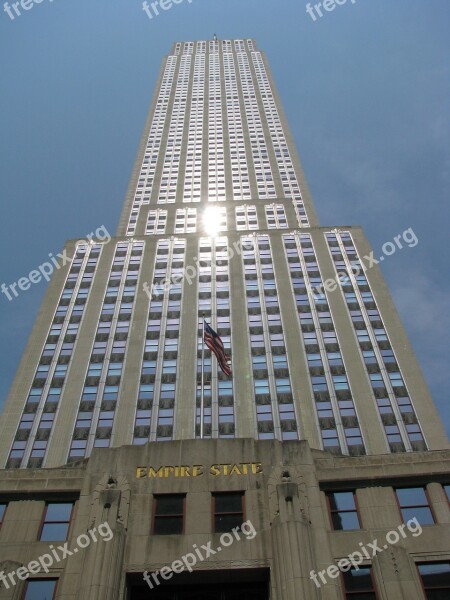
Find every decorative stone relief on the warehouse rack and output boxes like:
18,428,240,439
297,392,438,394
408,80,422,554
88,473,131,531
267,466,309,524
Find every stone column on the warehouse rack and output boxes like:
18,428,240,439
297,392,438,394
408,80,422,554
0,561,22,600
427,482,450,524
78,486,127,600
377,545,425,598
270,480,319,600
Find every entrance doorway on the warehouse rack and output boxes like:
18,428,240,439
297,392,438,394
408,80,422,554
128,568,270,600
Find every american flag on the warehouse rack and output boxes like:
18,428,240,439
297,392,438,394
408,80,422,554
203,321,232,376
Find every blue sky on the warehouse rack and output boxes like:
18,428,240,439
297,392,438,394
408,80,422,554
0,0,449,436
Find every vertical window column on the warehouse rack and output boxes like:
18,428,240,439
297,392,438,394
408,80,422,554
126,55,177,234
207,50,226,201
146,209,167,235
235,205,258,230
183,49,205,202
175,208,197,234
157,55,191,204
265,204,287,229
244,235,299,441
237,51,275,199
326,230,426,452
251,51,308,222
196,238,234,438
283,233,366,455
133,239,185,444
8,243,102,469
68,241,143,460
223,51,250,201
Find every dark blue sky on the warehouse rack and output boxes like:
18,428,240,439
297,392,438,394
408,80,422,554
1,0,449,435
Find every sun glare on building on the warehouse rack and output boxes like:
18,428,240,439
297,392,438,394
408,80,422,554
202,205,223,237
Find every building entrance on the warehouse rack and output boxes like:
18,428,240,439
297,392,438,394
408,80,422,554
131,584,268,600
128,570,270,600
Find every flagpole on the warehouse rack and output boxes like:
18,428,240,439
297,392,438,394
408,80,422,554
200,317,205,439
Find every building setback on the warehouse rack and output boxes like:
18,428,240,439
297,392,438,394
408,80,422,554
0,38,448,599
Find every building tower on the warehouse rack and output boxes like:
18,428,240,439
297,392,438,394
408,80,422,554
0,39,448,600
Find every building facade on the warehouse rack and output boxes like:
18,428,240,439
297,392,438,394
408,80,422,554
0,39,448,599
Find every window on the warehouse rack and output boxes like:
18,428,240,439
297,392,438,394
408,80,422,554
213,492,244,533
444,484,450,504
153,495,185,535
342,567,377,599
395,487,434,525
418,562,450,599
327,492,361,530
40,503,74,541
0,503,6,529
23,579,58,599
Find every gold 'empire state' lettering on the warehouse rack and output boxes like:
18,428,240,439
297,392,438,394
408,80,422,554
136,465,204,479
209,462,263,476
136,462,263,479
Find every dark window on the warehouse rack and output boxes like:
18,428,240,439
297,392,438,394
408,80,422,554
0,503,6,529
130,581,269,600
342,567,377,599
40,503,73,541
153,495,185,535
213,492,244,533
418,562,450,599
443,484,450,504
327,492,361,530
395,487,434,525
23,579,58,600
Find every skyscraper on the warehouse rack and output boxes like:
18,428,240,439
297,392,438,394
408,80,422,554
0,39,448,600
